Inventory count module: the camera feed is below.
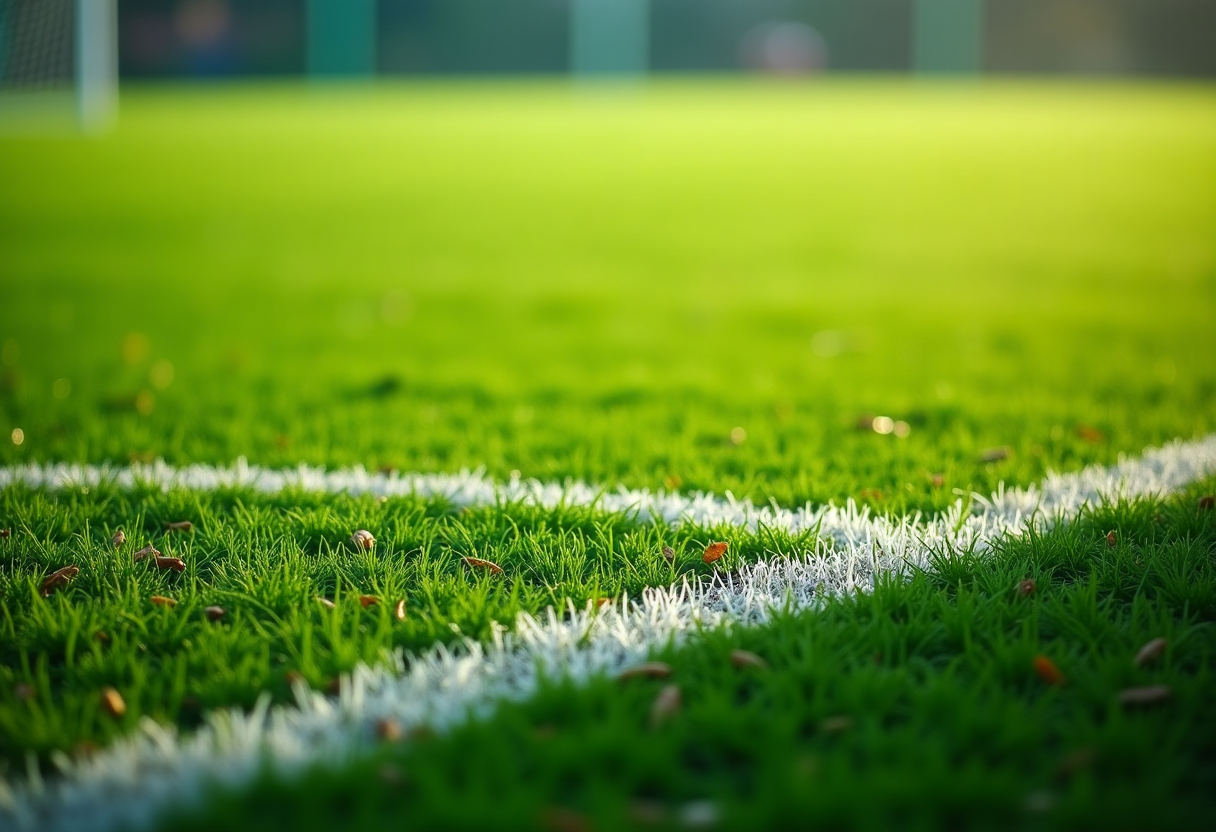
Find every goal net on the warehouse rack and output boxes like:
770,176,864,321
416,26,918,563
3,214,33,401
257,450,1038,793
0,0,116,131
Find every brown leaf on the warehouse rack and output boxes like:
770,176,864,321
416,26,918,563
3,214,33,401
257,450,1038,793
1106,530,1117,548
461,556,504,575
629,800,668,825
150,595,177,607
375,718,405,742
132,544,160,562
729,649,770,671
858,488,884,501
1033,655,1066,686
818,715,853,733
1076,425,1105,443
1118,685,1172,706
94,630,110,644
165,521,193,532
1134,637,1167,667
617,661,672,682
1199,495,1214,510
100,687,126,718
358,595,378,608
979,446,1010,463
649,684,681,729
394,599,406,621
154,556,186,572
1017,579,1036,598
204,606,225,622
13,682,34,702
111,529,125,547
350,529,375,551
40,565,80,596
285,670,305,687
702,541,728,564
930,474,945,488
540,807,591,832
0,528,10,539
661,545,675,563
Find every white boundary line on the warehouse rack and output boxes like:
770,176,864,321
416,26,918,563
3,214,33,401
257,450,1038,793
2,434,1215,831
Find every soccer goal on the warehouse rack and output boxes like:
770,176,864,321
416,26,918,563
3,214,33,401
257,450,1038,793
0,0,116,131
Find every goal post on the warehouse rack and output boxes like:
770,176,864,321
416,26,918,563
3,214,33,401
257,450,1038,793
0,0,117,132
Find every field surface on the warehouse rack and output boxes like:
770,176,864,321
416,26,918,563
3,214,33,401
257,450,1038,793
1,80,1215,831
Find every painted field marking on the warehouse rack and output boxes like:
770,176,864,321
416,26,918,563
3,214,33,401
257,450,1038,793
2,434,1215,831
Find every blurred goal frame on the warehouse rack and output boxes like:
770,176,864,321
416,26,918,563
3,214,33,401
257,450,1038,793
0,0,117,132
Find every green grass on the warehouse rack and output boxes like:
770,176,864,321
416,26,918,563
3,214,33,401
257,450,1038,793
0,482,811,768
162,481,1216,832
1,79,1215,827
2,81,1214,514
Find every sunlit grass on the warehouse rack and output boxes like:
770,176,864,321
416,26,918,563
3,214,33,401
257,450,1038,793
1,81,1213,513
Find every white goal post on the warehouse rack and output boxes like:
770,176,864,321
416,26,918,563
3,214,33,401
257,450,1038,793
0,0,117,131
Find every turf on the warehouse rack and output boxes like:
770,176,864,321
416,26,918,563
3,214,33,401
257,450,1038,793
1,81,1214,514
0,481,812,768
1,78,1214,827
160,480,1216,832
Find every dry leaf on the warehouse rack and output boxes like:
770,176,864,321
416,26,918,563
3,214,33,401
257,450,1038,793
594,597,610,609
461,556,504,575
1134,637,1167,667
350,529,375,551
150,595,177,607
818,715,853,733
661,546,675,563
617,661,672,682
154,556,186,572
930,474,945,488
1106,530,1117,548
359,595,378,608
979,446,1010,463
111,529,125,547
541,807,591,832
394,599,406,621
132,544,160,562
729,649,769,671
1076,425,1105,443
285,670,305,687
375,718,405,742
14,682,34,701
1033,655,1066,686
858,488,883,501
100,687,126,718
40,565,80,596
94,630,110,644
204,606,225,622
1017,579,1036,598
0,528,10,539
317,597,336,610
702,541,728,564
165,521,193,532
649,684,681,729
1199,495,1214,510
629,800,668,825
1118,685,1172,706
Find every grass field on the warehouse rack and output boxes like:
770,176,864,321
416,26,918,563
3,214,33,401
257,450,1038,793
1,80,1215,830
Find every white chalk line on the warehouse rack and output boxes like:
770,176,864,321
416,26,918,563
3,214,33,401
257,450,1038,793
1,434,1215,831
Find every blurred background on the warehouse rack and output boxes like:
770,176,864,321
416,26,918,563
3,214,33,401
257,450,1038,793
2,0,1214,90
